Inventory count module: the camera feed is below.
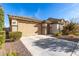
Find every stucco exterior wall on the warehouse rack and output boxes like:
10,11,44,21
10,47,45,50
50,24,59,33
11,19,18,32
41,23,47,35
49,24,64,33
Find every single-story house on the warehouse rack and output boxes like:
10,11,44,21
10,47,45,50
8,15,68,36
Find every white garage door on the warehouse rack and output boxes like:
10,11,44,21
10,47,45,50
18,22,38,36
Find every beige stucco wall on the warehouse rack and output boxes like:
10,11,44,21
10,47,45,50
17,20,42,36
11,19,18,32
50,24,59,33
41,23,47,35
49,24,63,33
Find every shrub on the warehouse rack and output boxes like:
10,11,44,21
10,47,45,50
0,35,5,45
0,31,5,48
9,32,22,41
0,7,4,31
53,32,62,37
62,21,78,35
0,31,5,36
7,52,17,56
74,32,79,36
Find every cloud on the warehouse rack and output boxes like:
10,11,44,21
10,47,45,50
34,8,41,19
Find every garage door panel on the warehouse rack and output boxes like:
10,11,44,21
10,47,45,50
18,22,38,36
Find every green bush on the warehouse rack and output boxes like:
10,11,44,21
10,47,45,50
9,32,22,41
0,31,5,48
74,32,79,36
53,32,62,37
7,52,17,56
0,35,5,45
0,31,5,36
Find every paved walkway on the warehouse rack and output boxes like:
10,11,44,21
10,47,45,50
21,35,79,56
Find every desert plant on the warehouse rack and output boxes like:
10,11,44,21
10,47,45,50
62,21,78,35
9,32,22,41
8,32,22,56
9,32,21,56
53,32,62,37
73,32,79,36
7,52,17,56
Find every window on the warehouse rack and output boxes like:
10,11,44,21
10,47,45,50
12,20,17,25
13,22,16,24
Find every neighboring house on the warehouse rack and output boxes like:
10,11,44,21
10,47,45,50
8,15,68,36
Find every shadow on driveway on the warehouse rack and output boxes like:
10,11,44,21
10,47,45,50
34,38,79,53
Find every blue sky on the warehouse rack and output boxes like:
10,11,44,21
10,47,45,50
1,3,79,27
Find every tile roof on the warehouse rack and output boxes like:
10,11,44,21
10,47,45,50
8,15,42,23
8,15,69,24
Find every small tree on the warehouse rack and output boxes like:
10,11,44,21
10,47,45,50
62,21,78,35
0,6,4,31
0,6,5,56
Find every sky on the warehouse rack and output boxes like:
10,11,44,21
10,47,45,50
1,3,79,27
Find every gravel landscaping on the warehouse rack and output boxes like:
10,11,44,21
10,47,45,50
0,40,32,56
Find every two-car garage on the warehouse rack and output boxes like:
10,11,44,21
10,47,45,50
10,15,42,37
18,20,40,36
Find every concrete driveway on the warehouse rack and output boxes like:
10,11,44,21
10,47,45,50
20,35,79,56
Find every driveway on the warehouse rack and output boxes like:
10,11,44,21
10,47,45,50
21,35,79,56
